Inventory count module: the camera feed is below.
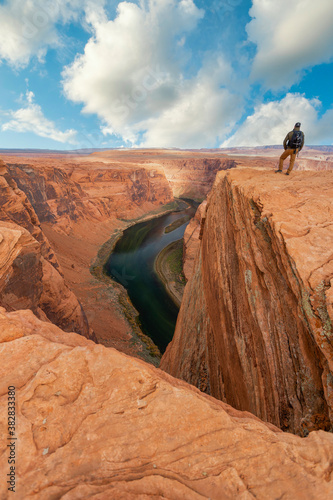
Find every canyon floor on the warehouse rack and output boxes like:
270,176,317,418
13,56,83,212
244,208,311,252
0,148,333,499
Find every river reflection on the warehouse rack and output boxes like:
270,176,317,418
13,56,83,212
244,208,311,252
104,201,197,353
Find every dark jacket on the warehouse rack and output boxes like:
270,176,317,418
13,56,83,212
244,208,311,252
283,127,305,151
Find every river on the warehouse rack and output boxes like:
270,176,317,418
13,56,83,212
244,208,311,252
104,201,197,353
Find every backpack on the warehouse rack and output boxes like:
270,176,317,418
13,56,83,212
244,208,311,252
288,130,303,151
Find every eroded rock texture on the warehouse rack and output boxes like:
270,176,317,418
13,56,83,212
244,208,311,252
183,200,207,281
0,220,92,340
88,149,240,200
1,307,333,500
0,161,93,339
159,158,237,199
0,154,177,357
0,160,59,269
161,169,333,436
7,159,173,234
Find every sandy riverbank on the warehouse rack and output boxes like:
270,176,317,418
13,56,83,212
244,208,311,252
154,239,186,308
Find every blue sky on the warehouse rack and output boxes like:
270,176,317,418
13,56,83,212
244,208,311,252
0,0,332,150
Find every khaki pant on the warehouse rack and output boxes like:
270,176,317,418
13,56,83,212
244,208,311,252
279,148,298,173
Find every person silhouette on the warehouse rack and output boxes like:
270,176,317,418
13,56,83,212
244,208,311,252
276,122,304,175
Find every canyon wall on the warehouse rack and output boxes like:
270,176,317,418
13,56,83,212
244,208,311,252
0,160,93,340
183,200,207,281
90,149,240,200
1,151,333,497
0,160,59,269
6,158,173,234
295,158,333,172
1,306,333,499
157,157,237,199
1,154,175,360
161,168,333,436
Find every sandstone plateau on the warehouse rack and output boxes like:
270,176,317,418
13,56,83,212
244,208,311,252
161,168,333,436
1,307,333,499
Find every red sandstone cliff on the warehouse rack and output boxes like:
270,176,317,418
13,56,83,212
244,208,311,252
183,200,207,281
1,151,333,497
0,160,59,269
6,157,173,234
158,157,237,199
91,149,239,200
1,307,333,499
161,168,333,436
0,160,93,340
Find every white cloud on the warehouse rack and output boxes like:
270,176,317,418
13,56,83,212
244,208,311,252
1,90,77,144
247,0,333,88
222,93,333,147
62,0,242,148
0,0,105,68
139,57,242,148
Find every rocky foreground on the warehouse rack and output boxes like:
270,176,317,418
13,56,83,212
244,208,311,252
1,307,333,500
161,168,333,436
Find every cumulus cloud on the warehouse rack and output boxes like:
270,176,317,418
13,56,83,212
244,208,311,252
222,93,333,147
139,57,242,148
1,90,77,144
62,0,242,148
247,0,333,88
0,0,105,68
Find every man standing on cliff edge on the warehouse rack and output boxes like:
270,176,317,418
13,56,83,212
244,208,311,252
276,122,305,175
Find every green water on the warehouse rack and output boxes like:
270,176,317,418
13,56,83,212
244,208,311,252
104,202,197,353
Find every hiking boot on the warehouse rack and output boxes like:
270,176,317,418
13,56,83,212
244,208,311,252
275,170,283,173
286,172,290,176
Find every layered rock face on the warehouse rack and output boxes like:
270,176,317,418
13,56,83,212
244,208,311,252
91,149,240,199
1,307,333,500
183,200,207,281
1,155,175,356
295,158,333,172
0,161,92,339
6,158,173,234
0,160,59,269
161,168,333,436
158,157,237,199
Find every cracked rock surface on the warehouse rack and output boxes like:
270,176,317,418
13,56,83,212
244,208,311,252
1,307,333,499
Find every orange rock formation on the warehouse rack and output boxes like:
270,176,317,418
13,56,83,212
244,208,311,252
91,149,240,199
0,160,93,340
1,155,175,359
2,150,241,359
161,168,333,436
6,157,173,234
1,307,333,499
183,200,207,281
1,149,333,498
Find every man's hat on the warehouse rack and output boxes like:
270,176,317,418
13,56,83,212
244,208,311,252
295,122,301,127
